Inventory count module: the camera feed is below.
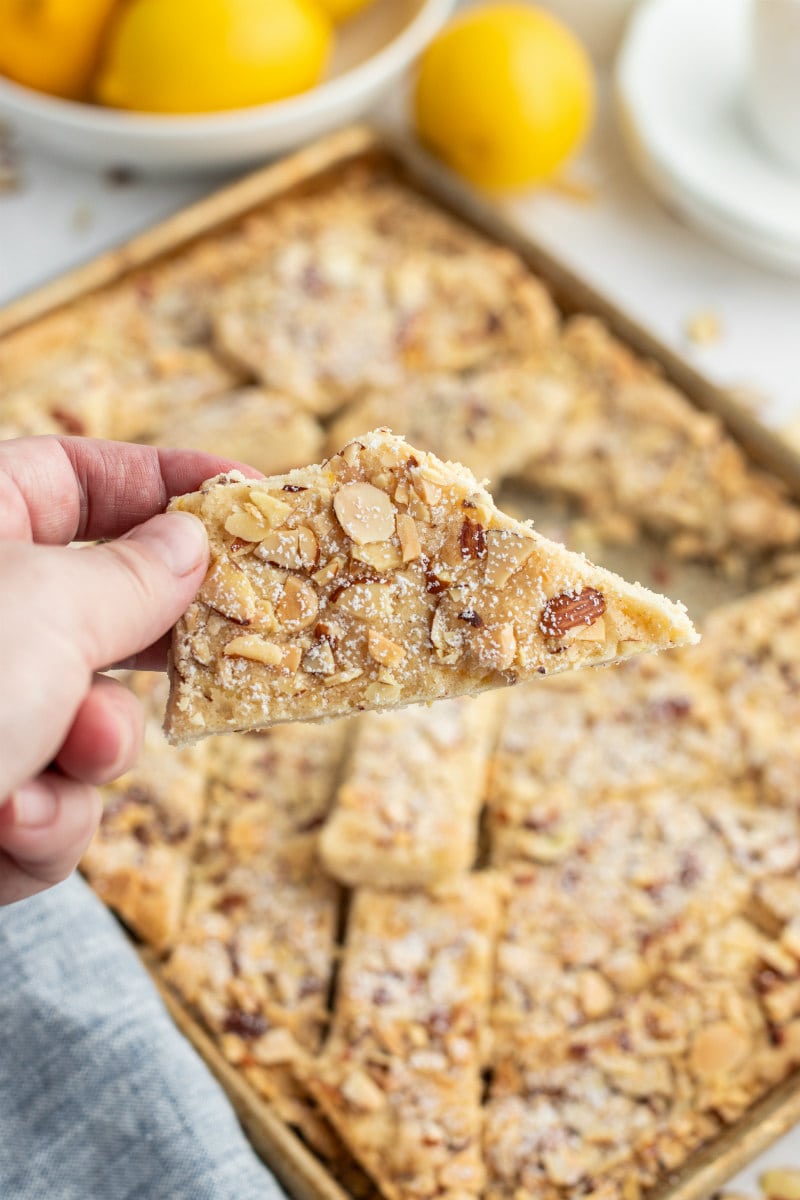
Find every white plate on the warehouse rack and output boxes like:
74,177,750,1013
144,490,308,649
0,0,456,176
615,0,800,274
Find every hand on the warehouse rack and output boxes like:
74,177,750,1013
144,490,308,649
0,436,243,906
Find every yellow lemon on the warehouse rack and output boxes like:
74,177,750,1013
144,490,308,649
414,3,595,190
96,0,332,114
314,0,376,23
0,0,119,100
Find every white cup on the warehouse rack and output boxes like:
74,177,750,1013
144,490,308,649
748,0,800,173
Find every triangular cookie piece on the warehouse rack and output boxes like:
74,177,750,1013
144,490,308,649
165,429,697,744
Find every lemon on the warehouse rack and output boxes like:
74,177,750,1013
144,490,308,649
0,0,119,100
315,0,376,23
96,0,332,114
414,3,595,190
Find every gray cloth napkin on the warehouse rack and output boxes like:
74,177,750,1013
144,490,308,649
0,874,284,1200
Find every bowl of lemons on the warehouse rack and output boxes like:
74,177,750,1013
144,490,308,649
0,0,457,174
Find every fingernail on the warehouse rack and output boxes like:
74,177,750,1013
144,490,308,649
12,782,58,829
129,512,208,577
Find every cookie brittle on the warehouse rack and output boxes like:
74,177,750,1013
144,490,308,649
165,430,697,743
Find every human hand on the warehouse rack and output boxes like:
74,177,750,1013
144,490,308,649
0,436,246,906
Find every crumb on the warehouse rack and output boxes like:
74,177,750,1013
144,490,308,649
685,310,723,346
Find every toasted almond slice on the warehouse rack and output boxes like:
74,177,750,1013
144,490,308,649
223,636,301,673
484,530,537,588
397,513,422,563
471,623,517,671
333,481,396,545
351,542,403,572
367,628,406,669
303,640,337,676
312,555,345,587
277,577,319,632
249,491,292,528
256,527,318,571
224,506,267,542
224,635,283,666
199,560,257,624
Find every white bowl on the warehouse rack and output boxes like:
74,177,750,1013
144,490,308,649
0,0,456,176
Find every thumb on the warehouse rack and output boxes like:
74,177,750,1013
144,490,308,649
58,511,209,672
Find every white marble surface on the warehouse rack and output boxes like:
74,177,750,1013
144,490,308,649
2,68,800,1192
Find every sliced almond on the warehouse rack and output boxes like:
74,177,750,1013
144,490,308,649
365,680,402,705
333,482,396,545
406,492,431,524
200,560,257,624
277,577,319,632
367,628,406,669
297,526,320,569
223,636,301,673
464,493,494,527
577,970,614,1019
484,530,537,589
471,623,517,671
190,634,214,666
340,1069,385,1112
415,476,442,506
689,1021,750,1080
312,555,345,587
430,606,463,665
251,601,277,634
224,506,267,543
303,640,336,676
256,527,318,571
341,440,362,467
249,491,292,528
223,635,283,666
396,513,422,563
568,617,607,643
394,480,410,505
351,541,403,572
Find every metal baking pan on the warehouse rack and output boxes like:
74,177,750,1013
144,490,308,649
4,124,800,1200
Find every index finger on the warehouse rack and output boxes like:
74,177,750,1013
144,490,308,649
0,436,260,544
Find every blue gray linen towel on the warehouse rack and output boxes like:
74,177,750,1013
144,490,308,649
0,874,284,1200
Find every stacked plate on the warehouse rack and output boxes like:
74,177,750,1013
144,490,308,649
616,0,800,274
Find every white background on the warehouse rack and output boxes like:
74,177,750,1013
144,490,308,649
1,44,800,1191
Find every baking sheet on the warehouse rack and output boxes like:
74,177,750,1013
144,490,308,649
4,123,800,1200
